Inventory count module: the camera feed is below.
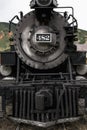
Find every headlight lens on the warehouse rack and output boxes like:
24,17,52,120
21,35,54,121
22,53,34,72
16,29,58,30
36,0,52,6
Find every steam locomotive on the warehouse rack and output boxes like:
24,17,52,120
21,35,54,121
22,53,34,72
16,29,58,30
0,0,87,128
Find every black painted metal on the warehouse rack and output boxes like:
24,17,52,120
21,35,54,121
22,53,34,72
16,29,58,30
12,85,79,122
0,52,16,65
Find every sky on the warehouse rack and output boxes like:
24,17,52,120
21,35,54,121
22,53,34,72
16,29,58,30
0,0,87,30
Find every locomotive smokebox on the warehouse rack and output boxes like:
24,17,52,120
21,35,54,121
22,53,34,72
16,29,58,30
14,10,67,69
35,89,53,110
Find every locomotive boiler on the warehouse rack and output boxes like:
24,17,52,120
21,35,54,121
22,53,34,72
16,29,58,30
0,0,87,128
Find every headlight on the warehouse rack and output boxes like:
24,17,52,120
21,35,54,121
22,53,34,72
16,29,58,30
0,65,12,76
36,0,52,6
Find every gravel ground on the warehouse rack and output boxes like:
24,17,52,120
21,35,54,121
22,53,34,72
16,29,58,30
0,118,87,130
